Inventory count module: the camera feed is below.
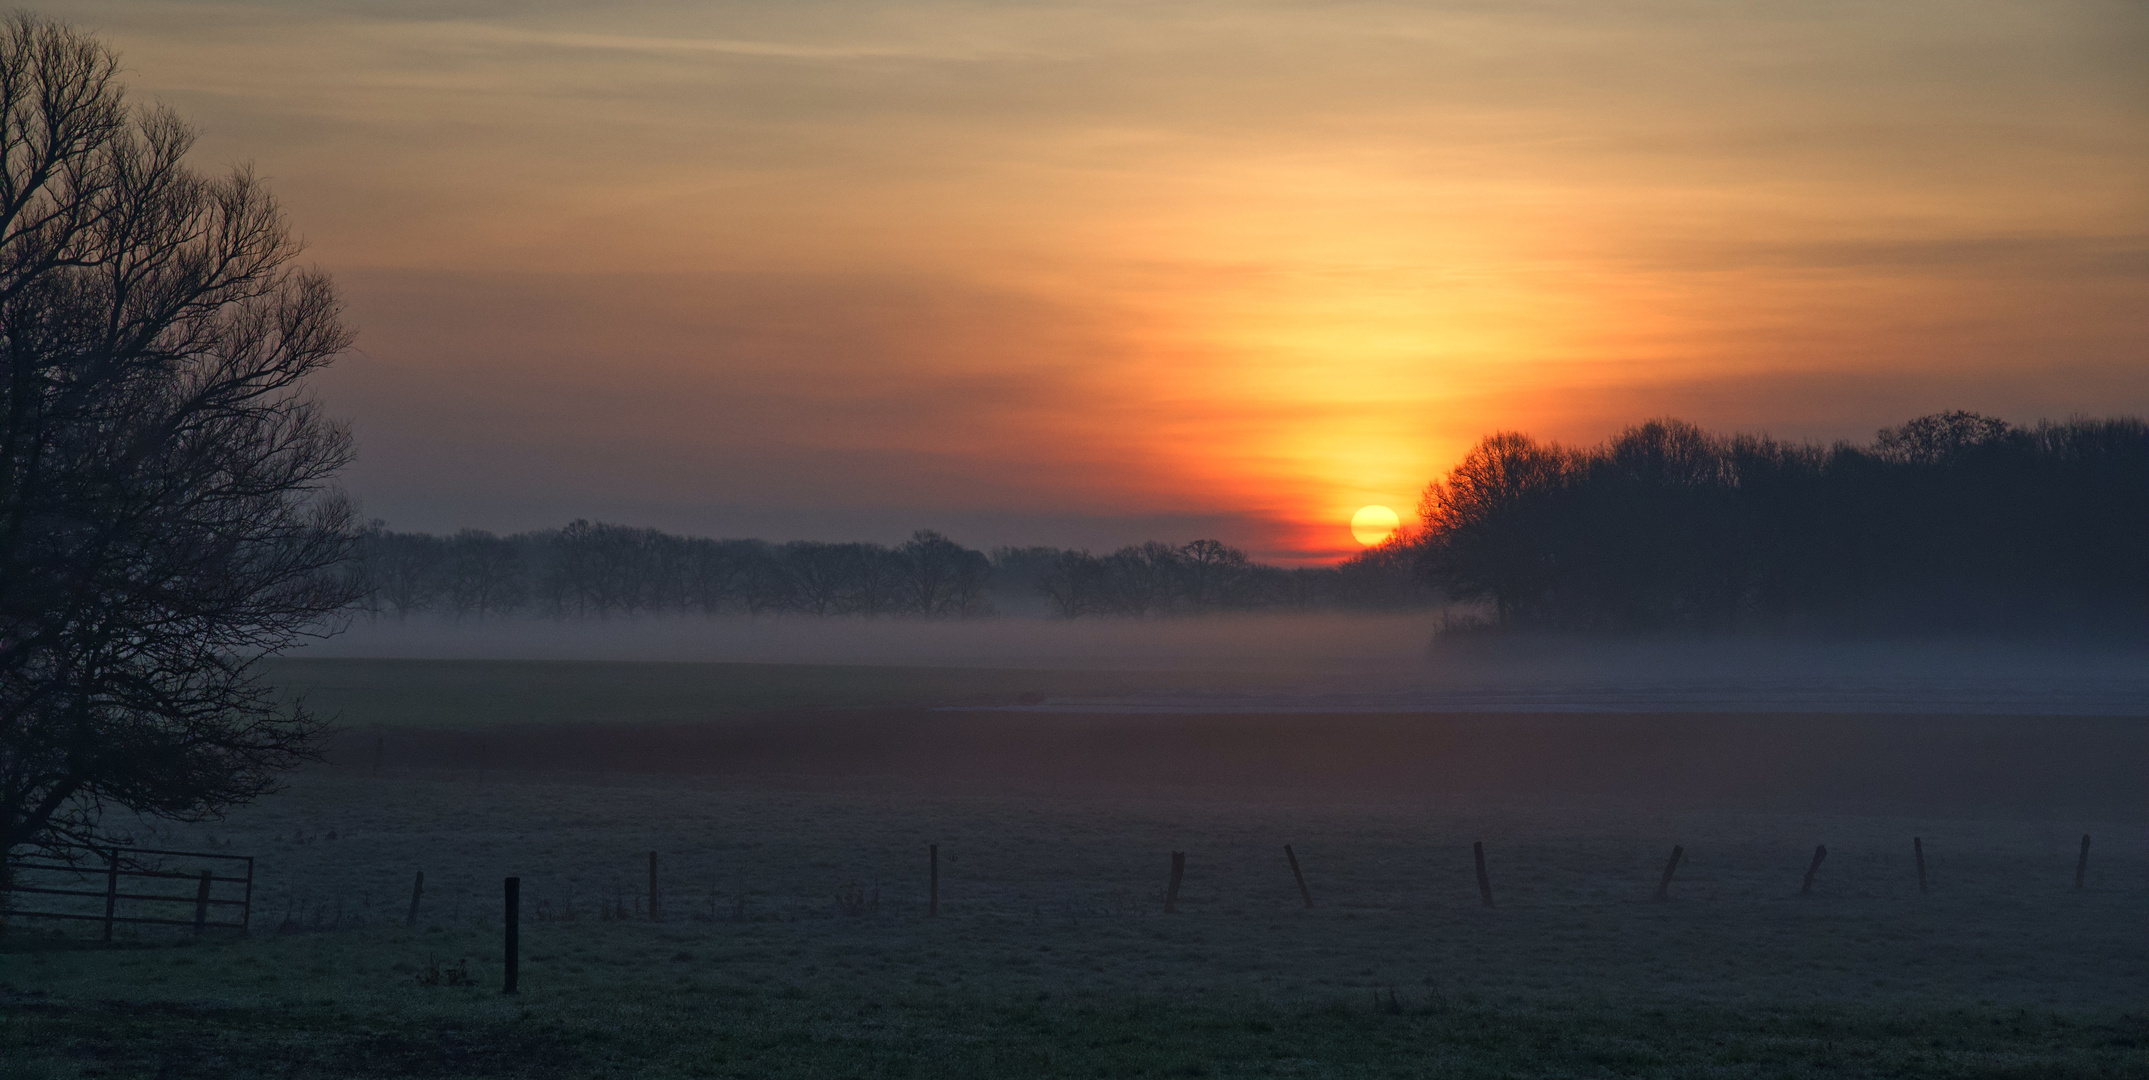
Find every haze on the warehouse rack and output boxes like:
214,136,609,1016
49,0,2148,560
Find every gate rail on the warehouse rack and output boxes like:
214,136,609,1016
2,845,253,939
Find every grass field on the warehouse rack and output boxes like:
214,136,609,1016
260,657,1262,729
6,659,2149,1078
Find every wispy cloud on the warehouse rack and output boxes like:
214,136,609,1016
446,24,1002,63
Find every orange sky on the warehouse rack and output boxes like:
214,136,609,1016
59,0,2149,560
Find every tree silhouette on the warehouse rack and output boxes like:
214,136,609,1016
0,17,360,856
1415,413,2149,633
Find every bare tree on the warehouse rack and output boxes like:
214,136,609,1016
681,537,763,614
900,529,990,616
0,17,360,857
850,542,906,615
1416,431,1570,624
363,527,444,617
780,540,863,615
1102,542,1180,615
1874,411,2015,465
1176,539,1247,612
1036,549,1105,617
443,529,525,617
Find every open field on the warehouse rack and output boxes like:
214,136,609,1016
275,627,2149,717
259,657,1273,730
8,659,2149,1077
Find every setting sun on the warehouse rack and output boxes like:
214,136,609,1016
1350,504,1400,547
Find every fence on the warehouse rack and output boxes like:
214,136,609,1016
2,845,253,939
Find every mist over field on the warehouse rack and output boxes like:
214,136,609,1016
306,611,1430,668
296,611,2149,715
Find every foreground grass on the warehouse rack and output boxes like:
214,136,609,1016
9,749,2147,1078
6,928,2146,1080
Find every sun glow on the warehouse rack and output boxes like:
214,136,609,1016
1350,504,1400,547
115,0,2140,571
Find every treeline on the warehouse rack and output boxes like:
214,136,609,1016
1418,412,2149,633
355,521,1431,619
992,539,1423,616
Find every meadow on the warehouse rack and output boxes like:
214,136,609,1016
5,659,2148,1078
258,656,1264,730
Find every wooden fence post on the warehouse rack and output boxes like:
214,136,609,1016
2075,834,2090,889
1914,837,1927,894
1655,845,1683,901
1800,845,1827,894
1473,841,1494,908
503,877,519,995
407,871,424,927
1165,852,1185,914
1284,844,1313,908
193,870,213,933
929,844,939,917
649,851,661,922
102,848,119,942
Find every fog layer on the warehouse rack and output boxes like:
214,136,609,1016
299,613,2149,715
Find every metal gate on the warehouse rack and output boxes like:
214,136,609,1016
2,845,253,938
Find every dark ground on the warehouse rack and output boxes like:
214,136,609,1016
7,660,2148,1078
332,708,2149,818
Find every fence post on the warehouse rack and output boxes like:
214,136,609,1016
1655,845,1683,901
1914,837,1927,894
503,877,519,994
102,848,119,942
1800,845,1827,894
1284,844,1313,908
407,870,424,927
194,870,213,933
649,851,661,922
1165,852,1185,914
2075,834,2090,889
1473,841,1494,908
929,844,939,917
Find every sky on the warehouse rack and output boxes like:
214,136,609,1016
52,0,2149,561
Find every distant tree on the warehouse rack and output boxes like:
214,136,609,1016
1873,411,2014,465
2025,416,2149,609
737,542,794,614
680,537,765,614
780,540,860,615
1722,434,1829,627
1275,565,1331,610
363,528,445,617
443,529,525,617
1412,411,2149,633
1035,549,1106,617
847,543,905,615
544,520,676,615
1573,420,1743,628
0,17,360,856
900,530,991,616
1416,432,1571,623
1176,539,1248,612
1334,529,1429,609
350,526,1448,622
987,545,1061,612
1101,541,1182,615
